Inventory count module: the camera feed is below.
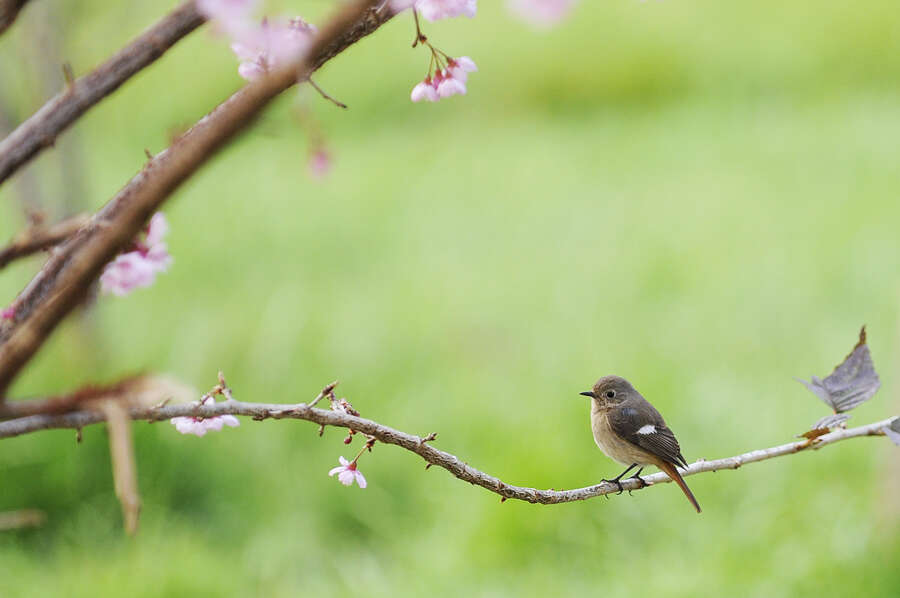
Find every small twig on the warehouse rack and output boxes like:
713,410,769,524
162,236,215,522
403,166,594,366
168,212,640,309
308,380,338,408
307,78,348,109
0,213,89,271
97,400,140,535
61,63,75,88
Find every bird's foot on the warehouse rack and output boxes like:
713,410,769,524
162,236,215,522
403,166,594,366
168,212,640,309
601,478,625,495
625,474,647,495
628,473,647,488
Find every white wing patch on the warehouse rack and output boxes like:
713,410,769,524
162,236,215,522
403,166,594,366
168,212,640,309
637,424,657,435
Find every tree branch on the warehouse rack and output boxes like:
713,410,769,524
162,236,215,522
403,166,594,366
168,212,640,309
0,0,30,36
1,394,894,504
0,1,392,398
0,1,205,186
0,213,89,270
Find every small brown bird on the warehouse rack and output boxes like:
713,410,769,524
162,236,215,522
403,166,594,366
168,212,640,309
580,375,701,513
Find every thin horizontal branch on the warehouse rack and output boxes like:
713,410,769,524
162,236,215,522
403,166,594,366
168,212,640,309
1,396,894,504
0,213,89,270
0,1,205,186
0,0,30,36
0,1,391,398
0,374,149,417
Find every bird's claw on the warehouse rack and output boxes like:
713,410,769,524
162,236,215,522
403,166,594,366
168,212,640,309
601,478,625,495
628,474,647,489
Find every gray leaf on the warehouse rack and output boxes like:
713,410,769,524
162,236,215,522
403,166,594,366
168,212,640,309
797,326,881,414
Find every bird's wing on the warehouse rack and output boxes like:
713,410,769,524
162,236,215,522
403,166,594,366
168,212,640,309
608,402,689,469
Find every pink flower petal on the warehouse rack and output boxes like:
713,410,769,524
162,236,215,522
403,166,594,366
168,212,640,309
411,81,439,102
220,415,240,428
145,212,169,246
437,76,467,98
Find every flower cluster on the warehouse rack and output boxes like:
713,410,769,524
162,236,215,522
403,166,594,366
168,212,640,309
170,396,240,437
411,56,477,102
99,212,172,297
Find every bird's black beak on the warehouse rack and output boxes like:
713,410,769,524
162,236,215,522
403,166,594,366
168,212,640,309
579,391,594,398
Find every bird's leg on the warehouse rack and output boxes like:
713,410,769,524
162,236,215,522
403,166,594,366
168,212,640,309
626,467,646,494
601,463,637,494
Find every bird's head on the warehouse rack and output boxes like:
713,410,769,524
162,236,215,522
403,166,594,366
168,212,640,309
579,375,636,407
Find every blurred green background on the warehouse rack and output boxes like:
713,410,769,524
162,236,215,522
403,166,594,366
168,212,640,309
2,0,900,596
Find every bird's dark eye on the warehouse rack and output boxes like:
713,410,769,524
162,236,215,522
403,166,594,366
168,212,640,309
605,390,616,399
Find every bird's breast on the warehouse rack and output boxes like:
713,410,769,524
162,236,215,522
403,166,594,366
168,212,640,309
590,408,654,466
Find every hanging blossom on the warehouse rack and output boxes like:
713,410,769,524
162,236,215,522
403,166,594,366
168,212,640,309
507,0,578,28
390,0,477,21
171,396,240,437
99,212,172,296
411,55,477,102
231,17,318,81
328,456,367,488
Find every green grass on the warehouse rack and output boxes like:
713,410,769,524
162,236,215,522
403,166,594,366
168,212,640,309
1,0,900,596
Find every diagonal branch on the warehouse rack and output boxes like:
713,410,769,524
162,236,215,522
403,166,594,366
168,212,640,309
0,1,392,398
0,394,894,504
0,213,89,270
0,1,205,186
0,0,31,36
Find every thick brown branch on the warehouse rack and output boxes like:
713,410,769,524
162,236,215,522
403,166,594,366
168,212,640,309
0,1,205,185
0,396,894,505
0,1,391,397
0,213,89,270
0,0,30,36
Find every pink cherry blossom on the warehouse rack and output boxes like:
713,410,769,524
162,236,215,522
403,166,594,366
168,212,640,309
328,456,367,488
1,306,14,320
170,397,240,437
436,70,466,98
392,0,477,21
231,17,317,81
100,212,172,296
507,0,578,28
411,78,439,102
448,56,477,82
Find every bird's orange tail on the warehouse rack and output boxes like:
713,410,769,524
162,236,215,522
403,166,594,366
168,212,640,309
658,461,701,513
